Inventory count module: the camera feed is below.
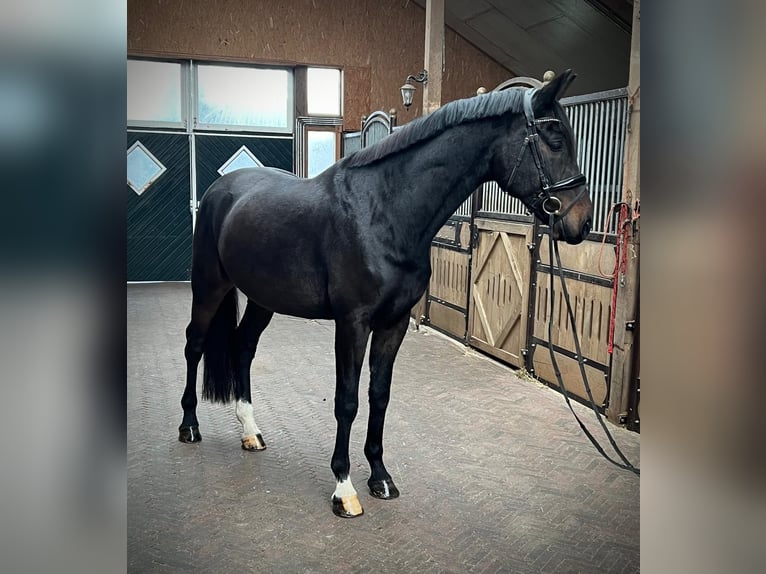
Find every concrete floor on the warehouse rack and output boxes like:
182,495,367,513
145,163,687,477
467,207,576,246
128,283,639,573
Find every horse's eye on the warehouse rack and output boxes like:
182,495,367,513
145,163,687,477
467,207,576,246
549,139,564,151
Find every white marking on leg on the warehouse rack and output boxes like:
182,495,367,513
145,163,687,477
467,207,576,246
332,476,358,500
235,399,262,439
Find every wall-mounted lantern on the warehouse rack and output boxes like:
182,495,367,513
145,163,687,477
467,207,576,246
400,70,429,109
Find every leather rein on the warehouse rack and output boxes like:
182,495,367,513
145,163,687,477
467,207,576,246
545,213,640,476
507,89,640,476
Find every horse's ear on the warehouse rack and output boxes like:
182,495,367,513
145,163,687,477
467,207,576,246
533,69,576,112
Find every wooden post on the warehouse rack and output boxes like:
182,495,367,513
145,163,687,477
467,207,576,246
422,0,444,115
606,0,640,425
410,0,444,328
294,66,308,118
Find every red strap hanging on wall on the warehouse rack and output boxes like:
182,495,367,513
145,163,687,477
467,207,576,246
607,203,630,354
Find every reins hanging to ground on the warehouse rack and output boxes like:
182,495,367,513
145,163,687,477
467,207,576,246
546,212,640,476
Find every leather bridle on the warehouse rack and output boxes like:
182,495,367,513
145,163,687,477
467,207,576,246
505,88,587,222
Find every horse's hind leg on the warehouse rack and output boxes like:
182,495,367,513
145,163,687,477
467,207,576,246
365,313,409,499
179,285,233,443
234,301,273,451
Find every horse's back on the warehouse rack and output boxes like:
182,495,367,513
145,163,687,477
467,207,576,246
200,167,300,208
198,168,336,318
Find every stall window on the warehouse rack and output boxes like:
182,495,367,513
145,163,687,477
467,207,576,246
127,59,184,127
306,128,340,177
195,64,293,132
307,67,342,116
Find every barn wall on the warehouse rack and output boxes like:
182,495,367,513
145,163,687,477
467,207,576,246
127,0,513,128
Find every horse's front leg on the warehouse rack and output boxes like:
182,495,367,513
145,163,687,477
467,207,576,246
330,315,371,518
365,313,409,500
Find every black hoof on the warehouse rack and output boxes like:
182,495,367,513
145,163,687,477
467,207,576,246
178,426,201,443
332,495,364,518
368,478,400,500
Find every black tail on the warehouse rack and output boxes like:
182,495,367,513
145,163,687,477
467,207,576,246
202,288,240,403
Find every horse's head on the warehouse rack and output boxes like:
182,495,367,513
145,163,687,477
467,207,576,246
494,70,593,244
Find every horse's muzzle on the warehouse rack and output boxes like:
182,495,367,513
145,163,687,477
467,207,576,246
554,215,591,245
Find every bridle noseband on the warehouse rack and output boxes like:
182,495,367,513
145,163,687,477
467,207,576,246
505,88,587,220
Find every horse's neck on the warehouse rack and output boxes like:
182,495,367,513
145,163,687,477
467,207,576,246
376,123,495,257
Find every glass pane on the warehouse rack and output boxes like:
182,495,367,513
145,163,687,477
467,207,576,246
127,60,182,124
127,141,166,195
307,131,336,177
307,68,341,116
218,146,263,175
197,65,289,129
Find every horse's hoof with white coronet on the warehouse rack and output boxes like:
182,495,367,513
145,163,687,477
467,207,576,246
178,426,202,443
368,478,400,500
241,434,266,451
332,494,364,518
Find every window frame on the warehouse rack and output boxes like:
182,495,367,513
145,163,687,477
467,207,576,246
127,57,189,130
294,117,343,177
304,125,341,178
306,66,343,117
192,62,294,134
126,140,168,195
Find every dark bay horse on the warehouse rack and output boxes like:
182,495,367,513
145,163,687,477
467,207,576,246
178,70,593,518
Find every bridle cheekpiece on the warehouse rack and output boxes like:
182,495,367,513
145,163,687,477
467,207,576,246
505,88,587,220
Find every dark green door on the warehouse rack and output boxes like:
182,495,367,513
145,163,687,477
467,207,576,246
127,132,191,281
195,135,293,199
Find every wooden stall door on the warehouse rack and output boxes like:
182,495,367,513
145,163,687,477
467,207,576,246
529,238,615,407
468,219,534,368
425,219,472,339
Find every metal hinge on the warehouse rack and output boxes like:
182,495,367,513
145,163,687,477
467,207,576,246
470,224,480,249
618,412,629,425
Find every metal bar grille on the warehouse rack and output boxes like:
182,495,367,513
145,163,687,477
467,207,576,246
342,132,361,157
468,88,628,234
477,180,529,218
454,197,472,217
362,121,390,148
563,89,628,235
